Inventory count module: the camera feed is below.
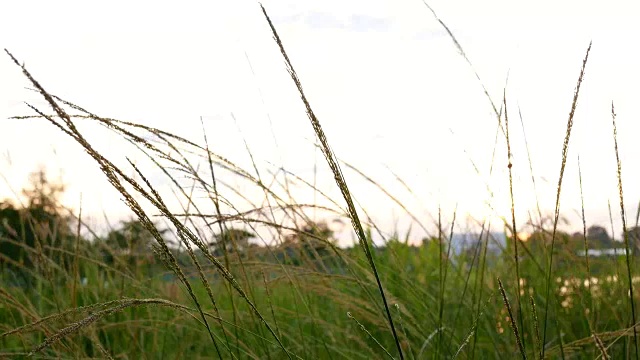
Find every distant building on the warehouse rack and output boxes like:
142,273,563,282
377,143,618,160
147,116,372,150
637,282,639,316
450,232,507,256
576,248,629,257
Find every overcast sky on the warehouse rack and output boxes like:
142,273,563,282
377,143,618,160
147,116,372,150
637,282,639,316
1,0,639,244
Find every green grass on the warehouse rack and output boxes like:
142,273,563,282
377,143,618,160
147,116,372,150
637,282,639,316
1,4,640,359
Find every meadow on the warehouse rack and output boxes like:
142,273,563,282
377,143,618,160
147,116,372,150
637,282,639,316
2,5,640,360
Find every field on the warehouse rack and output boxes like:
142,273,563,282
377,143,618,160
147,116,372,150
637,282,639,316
2,6,640,360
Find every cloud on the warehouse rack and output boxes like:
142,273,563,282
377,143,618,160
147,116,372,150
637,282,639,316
2,0,639,238
303,11,390,32
304,12,345,29
347,14,391,32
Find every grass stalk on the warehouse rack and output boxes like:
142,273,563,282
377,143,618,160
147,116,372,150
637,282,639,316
610,102,638,359
498,278,527,359
259,5,404,359
541,42,591,358
504,89,526,353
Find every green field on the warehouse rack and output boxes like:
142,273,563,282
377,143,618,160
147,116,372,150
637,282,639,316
2,7,640,360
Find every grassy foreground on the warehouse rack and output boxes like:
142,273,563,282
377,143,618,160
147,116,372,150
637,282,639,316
2,5,640,360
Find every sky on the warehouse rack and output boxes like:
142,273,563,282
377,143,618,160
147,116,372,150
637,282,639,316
1,0,639,245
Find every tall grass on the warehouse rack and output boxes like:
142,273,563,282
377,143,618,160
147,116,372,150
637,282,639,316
611,102,638,359
1,4,639,359
540,41,592,359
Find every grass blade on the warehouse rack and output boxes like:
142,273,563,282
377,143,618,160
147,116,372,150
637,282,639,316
541,41,592,358
610,102,638,359
498,278,527,359
259,4,404,359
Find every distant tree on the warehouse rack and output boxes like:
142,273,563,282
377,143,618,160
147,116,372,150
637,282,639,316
628,226,640,256
105,219,162,253
210,228,255,255
523,229,577,271
283,221,337,264
587,225,612,248
0,169,76,283
101,219,167,268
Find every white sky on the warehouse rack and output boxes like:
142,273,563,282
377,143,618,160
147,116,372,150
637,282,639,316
1,0,639,244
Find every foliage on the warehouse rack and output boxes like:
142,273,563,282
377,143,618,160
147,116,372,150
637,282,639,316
587,225,614,248
209,228,255,255
99,219,167,268
0,169,76,284
630,226,640,255
1,16,638,360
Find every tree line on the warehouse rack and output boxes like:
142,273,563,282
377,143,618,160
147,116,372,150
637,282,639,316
1,170,639,285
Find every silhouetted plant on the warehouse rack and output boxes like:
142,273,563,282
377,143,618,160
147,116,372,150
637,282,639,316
0,169,76,284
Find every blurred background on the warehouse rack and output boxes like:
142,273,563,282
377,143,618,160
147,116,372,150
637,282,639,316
1,0,639,244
